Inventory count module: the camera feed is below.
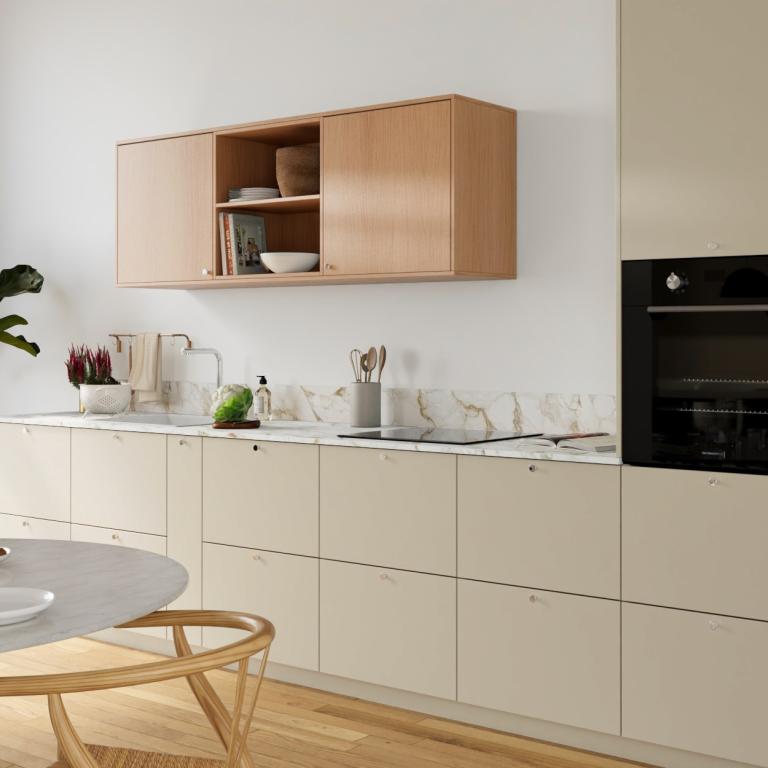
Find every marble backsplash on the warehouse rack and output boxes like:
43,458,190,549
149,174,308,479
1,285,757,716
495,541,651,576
137,382,616,435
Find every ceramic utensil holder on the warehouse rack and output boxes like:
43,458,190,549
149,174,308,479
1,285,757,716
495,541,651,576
350,382,381,428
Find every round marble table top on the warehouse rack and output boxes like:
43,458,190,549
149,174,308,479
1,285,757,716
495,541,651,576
0,540,188,653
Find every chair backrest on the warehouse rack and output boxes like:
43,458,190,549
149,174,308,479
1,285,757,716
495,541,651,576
0,610,275,768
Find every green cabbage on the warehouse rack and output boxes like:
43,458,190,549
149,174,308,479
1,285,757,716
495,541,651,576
210,385,253,422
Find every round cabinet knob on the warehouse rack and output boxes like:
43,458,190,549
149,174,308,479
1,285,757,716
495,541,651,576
529,594,537,603
201,268,210,276
325,263,335,271
112,433,121,440
379,572,390,581
251,553,262,562
708,476,719,487
22,520,30,527
178,438,187,446
379,453,388,461
708,619,720,631
21,426,30,435
706,241,720,250
252,444,259,452
528,464,537,473
111,533,120,541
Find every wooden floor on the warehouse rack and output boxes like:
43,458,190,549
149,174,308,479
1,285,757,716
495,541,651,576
0,638,649,768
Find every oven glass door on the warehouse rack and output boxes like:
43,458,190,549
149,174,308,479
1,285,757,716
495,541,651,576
650,308,768,471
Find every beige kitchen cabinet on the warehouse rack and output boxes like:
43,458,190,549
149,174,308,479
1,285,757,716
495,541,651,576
117,133,214,284
71,430,166,536
0,512,69,541
0,424,69,522
623,602,768,766
203,439,318,556
167,435,202,646
71,523,167,639
320,446,455,575
621,0,768,260
319,560,455,699
623,465,768,620
458,579,620,734
202,543,318,670
458,457,619,598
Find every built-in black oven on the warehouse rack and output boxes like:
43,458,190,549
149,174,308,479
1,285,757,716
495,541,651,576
622,255,768,474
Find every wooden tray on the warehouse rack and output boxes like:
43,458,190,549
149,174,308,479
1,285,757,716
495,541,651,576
212,419,261,430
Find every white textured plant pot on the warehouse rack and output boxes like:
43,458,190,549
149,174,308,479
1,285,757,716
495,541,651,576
350,382,381,428
79,383,132,415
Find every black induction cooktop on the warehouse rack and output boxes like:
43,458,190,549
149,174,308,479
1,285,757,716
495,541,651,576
338,427,542,445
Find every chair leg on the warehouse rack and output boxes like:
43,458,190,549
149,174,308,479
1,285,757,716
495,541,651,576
48,694,100,768
172,626,257,768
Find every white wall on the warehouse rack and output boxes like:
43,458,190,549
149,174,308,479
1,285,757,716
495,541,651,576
0,0,616,413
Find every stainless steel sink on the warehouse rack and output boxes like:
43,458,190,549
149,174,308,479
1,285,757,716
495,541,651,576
105,413,214,427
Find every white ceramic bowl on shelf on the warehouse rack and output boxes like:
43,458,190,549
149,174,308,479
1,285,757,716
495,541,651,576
261,252,320,274
79,383,132,415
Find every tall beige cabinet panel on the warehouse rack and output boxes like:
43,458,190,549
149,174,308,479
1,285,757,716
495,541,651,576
117,133,214,283
621,0,768,260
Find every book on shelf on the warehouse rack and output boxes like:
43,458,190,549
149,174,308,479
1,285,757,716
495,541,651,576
515,432,616,453
218,212,267,275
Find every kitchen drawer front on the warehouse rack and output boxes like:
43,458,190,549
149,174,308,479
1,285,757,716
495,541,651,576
458,456,619,598
0,424,70,522
458,579,619,734
0,512,70,541
203,439,318,557
320,446,456,575
623,465,768,619
71,523,167,638
71,430,166,536
320,560,456,699
202,543,318,670
167,435,203,646
623,602,768,766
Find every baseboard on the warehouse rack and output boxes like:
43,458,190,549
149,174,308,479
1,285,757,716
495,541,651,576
89,630,760,768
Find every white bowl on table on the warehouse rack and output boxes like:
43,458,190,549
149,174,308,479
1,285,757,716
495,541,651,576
261,252,320,274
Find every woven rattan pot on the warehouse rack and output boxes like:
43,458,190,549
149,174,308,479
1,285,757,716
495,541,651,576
275,142,320,197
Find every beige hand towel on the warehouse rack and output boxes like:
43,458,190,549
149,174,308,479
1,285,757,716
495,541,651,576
128,333,163,403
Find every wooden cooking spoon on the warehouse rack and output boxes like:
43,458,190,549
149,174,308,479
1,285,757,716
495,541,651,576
377,345,387,382
366,346,377,382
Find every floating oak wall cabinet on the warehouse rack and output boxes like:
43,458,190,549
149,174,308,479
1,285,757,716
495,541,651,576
116,95,517,288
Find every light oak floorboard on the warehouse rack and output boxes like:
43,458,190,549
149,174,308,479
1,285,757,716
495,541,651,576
0,639,650,768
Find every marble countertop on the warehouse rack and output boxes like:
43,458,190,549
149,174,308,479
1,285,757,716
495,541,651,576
0,413,621,465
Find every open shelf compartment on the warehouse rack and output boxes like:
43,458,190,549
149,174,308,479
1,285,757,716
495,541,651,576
213,118,321,279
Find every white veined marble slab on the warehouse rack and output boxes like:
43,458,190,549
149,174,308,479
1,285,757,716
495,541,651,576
0,413,620,465
0,540,187,652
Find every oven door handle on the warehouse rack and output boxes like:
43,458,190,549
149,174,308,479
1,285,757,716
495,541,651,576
647,304,768,313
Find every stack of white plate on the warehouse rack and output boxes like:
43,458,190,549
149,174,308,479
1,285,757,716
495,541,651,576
228,187,280,201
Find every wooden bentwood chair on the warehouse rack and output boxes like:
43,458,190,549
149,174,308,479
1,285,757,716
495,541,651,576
0,610,275,768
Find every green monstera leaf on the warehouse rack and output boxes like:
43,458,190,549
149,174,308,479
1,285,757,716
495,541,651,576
0,265,44,357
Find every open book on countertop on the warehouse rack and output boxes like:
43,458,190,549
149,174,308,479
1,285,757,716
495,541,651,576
514,432,616,453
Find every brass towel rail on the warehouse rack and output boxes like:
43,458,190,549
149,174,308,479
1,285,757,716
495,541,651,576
109,333,192,353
